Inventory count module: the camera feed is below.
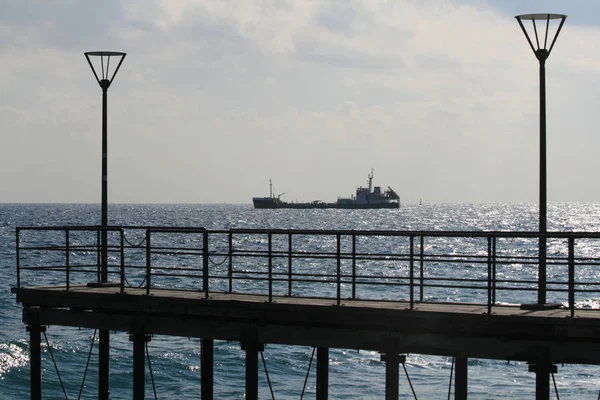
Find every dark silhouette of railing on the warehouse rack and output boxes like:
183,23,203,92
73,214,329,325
15,226,600,317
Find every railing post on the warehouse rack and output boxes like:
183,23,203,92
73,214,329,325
120,229,125,294
352,233,357,300
16,228,21,288
487,236,493,314
409,235,414,309
419,236,424,302
66,229,70,291
102,226,108,284
492,236,497,305
228,231,233,293
268,232,273,302
203,229,209,299
336,233,341,306
539,234,547,305
568,236,575,317
145,230,151,296
288,233,293,296
97,229,101,283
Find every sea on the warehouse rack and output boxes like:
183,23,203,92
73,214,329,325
1,203,600,399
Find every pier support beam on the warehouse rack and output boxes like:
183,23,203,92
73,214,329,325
241,341,264,400
130,333,151,400
99,330,110,400
201,338,214,400
316,347,329,400
455,357,468,400
380,352,404,400
529,363,557,400
27,323,46,400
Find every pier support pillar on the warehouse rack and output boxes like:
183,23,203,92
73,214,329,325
27,323,46,400
201,338,214,400
99,330,110,400
455,357,468,400
241,341,264,400
529,363,557,400
130,333,151,400
316,347,329,400
380,352,404,400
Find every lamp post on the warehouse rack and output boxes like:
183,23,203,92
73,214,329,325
515,14,565,306
84,50,126,400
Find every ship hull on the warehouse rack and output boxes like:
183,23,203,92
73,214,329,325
252,197,282,209
252,198,399,209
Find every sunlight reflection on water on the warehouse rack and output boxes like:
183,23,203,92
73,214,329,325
3,203,600,398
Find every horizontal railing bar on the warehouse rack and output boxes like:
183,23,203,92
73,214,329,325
18,225,600,238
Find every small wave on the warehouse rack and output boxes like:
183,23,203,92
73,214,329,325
574,299,600,309
0,341,28,378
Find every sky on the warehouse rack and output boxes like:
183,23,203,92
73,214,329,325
1,0,599,205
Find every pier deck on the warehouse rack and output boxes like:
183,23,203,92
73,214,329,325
14,284,600,365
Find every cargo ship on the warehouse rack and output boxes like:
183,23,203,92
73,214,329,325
252,171,400,209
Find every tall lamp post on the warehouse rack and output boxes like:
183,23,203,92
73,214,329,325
84,50,126,400
515,14,566,306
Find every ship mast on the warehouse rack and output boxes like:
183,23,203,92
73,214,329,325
368,169,373,193
269,179,273,198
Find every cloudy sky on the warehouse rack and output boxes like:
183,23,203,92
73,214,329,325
1,0,599,204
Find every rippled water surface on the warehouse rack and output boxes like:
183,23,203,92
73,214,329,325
2,203,600,398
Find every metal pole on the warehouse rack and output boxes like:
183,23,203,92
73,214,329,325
99,81,110,400
535,369,550,400
568,236,575,317
487,236,493,314
99,330,110,399
242,341,262,400
130,333,151,400
381,352,400,400
336,233,341,306
316,347,329,400
201,338,214,400
101,83,109,283
455,357,468,400
529,363,556,400
409,236,414,309
203,229,209,298
27,324,46,400
268,233,272,302
288,233,293,296
538,54,547,305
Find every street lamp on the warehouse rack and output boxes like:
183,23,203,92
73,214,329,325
84,51,126,282
515,14,566,306
84,50,126,400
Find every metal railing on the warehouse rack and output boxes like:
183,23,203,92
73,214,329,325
14,226,600,316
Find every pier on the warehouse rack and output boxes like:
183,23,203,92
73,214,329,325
12,226,600,399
